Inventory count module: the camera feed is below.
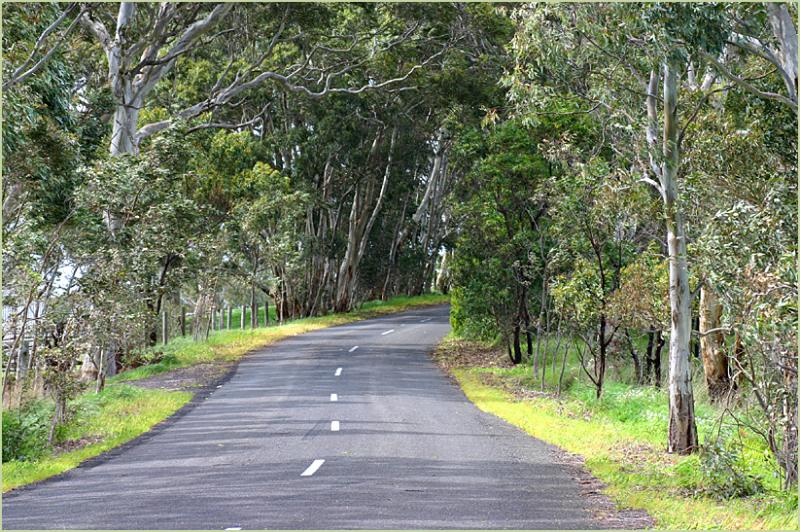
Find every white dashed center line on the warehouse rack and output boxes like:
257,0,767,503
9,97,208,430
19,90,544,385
330,393,338,402
331,421,340,432
225,527,242,530
301,459,325,477
335,367,342,376
349,345,359,352
381,329,395,335
420,318,431,323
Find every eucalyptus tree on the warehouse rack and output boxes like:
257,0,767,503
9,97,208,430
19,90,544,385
703,2,797,113
506,2,738,453
72,3,449,157
508,1,796,461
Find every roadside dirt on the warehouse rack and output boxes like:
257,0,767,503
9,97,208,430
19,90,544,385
553,448,656,529
53,436,103,456
431,337,513,369
131,362,235,392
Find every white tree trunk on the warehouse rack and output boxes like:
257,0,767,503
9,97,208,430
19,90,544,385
334,128,394,311
661,61,698,454
766,2,798,103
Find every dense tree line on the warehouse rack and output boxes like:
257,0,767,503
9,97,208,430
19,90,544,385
2,2,796,490
450,2,796,487
2,2,508,419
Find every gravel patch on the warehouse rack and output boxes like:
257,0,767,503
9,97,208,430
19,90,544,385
131,362,235,392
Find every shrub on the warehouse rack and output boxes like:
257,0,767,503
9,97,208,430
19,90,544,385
450,287,499,341
120,348,165,371
2,401,52,462
699,441,764,499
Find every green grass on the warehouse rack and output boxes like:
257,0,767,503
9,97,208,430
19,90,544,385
442,334,798,530
115,293,449,383
3,385,191,492
3,293,448,491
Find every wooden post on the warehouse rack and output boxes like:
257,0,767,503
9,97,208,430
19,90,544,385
251,291,258,329
264,300,269,326
218,308,223,330
180,306,186,336
162,310,169,345
241,304,246,329
210,306,216,331
227,306,232,330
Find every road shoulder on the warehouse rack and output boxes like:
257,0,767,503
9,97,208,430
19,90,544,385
431,335,655,530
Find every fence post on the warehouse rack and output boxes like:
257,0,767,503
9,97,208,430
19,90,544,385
210,306,216,331
218,308,223,330
162,310,169,345
241,304,246,329
180,306,186,336
264,301,269,326
227,306,232,330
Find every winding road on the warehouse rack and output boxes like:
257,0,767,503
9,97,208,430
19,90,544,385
2,305,598,529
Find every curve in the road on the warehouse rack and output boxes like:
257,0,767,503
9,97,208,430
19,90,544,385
3,305,599,530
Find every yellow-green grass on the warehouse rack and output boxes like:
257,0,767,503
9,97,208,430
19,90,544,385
3,293,448,491
114,293,449,382
3,385,190,492
452,367,798,530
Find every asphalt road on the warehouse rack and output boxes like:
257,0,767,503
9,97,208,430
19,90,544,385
3,305,598,530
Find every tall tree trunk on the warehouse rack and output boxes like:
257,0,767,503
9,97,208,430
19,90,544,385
512,322,522,364
644,328,655,384
654,330,665,388
335,127,395,311
435,250,450,294
781,354,798,487
625,329,643,385
595,314,607,399
660,62,698,454
699,285,731,401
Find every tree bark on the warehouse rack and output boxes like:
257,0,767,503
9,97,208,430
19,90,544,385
654,330,665,388
699,285,731,401
766,3,798,105
335,127,395,311
644,329,655,384
661,62,698,454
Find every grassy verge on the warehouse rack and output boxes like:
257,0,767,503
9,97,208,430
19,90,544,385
2,293,448,491
3,385,190,492
437,335,798,530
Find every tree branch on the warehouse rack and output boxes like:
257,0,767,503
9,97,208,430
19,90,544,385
700,50,797,113
4,3,82,90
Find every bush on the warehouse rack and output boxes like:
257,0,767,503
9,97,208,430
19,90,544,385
699,441,764,499
2,401,52,462
120,348,165,371
450,287,499,341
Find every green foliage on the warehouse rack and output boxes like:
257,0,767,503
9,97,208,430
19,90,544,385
450,119,552,343
699,442,765,500
2,402,51,463
449,287,497,341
